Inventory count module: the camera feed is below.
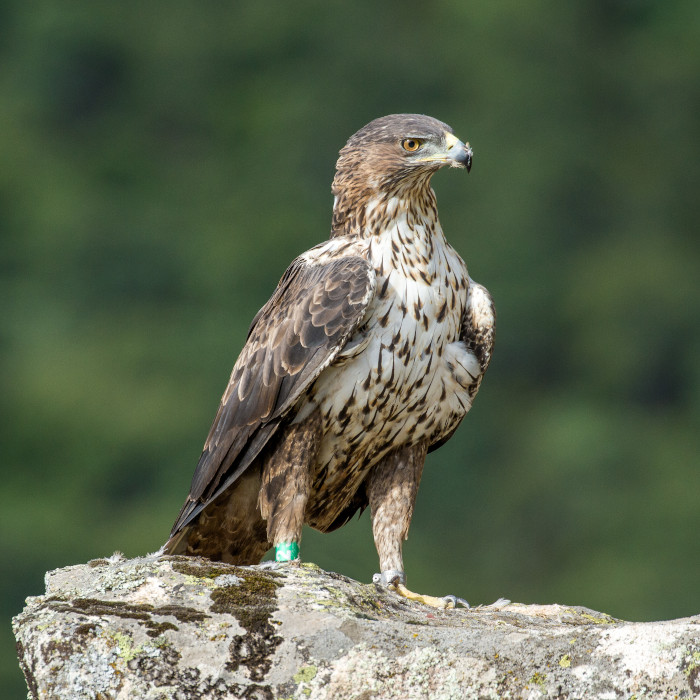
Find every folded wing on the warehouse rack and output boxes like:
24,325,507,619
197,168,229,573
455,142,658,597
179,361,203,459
169,254,376,537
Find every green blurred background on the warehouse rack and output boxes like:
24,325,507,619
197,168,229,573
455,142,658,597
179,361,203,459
3,1,700,694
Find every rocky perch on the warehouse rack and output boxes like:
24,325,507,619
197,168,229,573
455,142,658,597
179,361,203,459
12,555,700,699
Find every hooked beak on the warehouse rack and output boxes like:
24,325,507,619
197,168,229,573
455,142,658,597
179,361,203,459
416,132,473,172
445,132,473,172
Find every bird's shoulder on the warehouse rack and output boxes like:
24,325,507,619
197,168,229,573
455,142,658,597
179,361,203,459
462,278,495,374
465,278,495,329
227,244,377,416
298,234,370,266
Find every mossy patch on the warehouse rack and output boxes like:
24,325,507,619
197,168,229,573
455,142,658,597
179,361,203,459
15,640,39,700
578,611,617,625
111,630,140,662
124,638,271,699
171,559,240,580
209,569,282,682
43,597,205,638
41,639,74,665
145,621,178,638
293,665,317,683
210,570,280,631
527,671,547,691
566,608,618,625
287,576,385,620
683,649,700,694
149,604,207,624
353,612,380,621
683,650,700,676
67,598,151,620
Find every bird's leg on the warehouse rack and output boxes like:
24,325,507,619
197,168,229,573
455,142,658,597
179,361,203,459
261,454,309,563
367,443,425,576
273,540,299,562
367,442,469,609
259,414,321,562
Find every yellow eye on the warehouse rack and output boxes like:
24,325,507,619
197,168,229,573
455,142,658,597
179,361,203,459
401,138,422,152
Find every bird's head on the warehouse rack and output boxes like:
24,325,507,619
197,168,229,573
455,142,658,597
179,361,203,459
331,114,471,237
334,113,471,192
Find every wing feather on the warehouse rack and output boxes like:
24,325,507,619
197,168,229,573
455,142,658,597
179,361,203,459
170,253,375,536
428,279,495,454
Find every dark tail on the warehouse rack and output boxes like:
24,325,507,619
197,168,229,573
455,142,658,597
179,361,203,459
162,467,271,565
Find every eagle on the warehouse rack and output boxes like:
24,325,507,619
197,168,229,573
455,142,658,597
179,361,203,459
164,114,495,608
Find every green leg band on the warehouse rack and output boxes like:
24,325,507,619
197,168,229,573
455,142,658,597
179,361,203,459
275,541,300,562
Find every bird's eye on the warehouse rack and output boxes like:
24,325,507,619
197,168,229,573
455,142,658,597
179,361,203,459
401,138,423,152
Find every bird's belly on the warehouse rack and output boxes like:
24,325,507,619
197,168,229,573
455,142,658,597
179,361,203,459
300,283,476,527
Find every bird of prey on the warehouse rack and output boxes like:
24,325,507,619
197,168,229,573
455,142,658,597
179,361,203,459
164,114,495,608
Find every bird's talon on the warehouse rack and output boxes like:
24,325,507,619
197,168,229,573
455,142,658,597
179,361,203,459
374,581,468,610
442,594,470,609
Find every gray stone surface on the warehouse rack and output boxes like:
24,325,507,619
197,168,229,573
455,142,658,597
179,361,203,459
12,554,700,699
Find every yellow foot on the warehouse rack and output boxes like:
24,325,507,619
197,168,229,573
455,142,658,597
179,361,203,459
393,583,467,609
373,571,470,609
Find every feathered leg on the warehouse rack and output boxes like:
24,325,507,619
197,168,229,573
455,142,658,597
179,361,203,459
367,441,469,609
259,412,322,561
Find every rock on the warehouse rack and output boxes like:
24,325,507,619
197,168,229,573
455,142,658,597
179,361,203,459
12,554,700,699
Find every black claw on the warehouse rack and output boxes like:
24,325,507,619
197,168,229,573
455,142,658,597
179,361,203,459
442,595,470,609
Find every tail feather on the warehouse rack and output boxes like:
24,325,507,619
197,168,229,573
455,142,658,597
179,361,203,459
162,465,271,565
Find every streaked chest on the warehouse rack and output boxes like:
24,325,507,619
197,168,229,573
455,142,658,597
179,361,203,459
310,216,468,459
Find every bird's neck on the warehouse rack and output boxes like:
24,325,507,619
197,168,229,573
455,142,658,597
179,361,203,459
332,183,447,281
330,181,441,243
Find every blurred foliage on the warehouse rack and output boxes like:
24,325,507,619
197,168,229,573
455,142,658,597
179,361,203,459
3,1,700,695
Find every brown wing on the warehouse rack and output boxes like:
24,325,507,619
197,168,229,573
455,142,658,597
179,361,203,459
170,254,376,536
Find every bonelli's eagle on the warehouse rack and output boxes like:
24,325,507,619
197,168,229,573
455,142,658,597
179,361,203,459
165,114,495,608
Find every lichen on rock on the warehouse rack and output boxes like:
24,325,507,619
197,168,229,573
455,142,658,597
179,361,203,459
12,555,700,699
